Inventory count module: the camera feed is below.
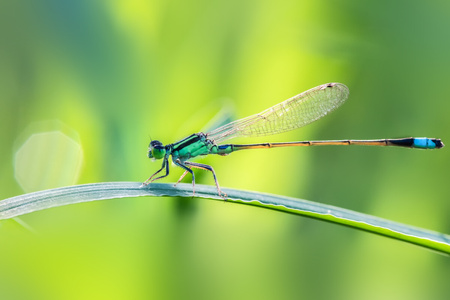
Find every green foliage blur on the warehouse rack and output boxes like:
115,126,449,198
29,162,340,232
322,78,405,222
1,0,449,299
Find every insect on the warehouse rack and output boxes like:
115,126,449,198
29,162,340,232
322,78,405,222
143,83,443,197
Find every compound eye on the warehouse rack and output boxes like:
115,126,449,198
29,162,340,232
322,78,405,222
151,145,166,159
148,140,164,159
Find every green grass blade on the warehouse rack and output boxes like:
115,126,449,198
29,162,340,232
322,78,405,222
1,182,449,254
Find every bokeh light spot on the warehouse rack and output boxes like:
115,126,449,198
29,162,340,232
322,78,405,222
14,131,83,192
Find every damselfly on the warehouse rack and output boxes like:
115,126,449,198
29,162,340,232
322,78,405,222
144,83,443,197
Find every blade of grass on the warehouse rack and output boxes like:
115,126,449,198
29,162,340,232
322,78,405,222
0,182,449,254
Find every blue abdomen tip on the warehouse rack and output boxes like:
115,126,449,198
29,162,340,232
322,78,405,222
413,138,436,149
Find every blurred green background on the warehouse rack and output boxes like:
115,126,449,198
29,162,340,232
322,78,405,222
1,0,449,299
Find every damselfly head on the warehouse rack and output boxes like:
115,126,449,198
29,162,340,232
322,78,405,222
148,140,166,160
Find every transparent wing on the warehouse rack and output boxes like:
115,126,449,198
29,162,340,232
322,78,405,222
206,83,349,143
